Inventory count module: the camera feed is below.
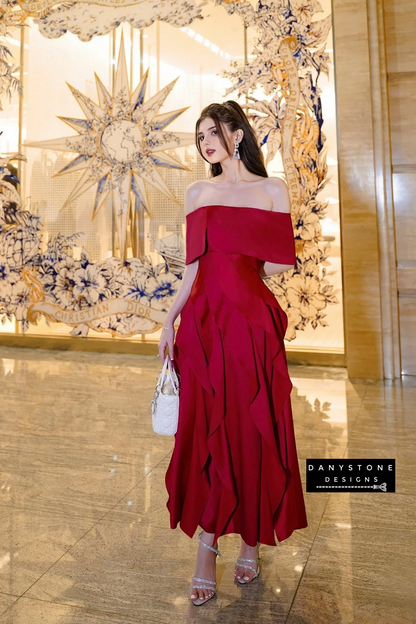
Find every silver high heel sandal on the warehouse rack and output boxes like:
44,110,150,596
235,542,260,584
190,531,222,606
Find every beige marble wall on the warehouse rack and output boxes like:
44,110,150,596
332,0,416,379
384,0,416,73
332,0,384,378
385,0,416,375
367,0,401,380
388,74,416,165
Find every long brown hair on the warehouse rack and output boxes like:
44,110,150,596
195,101,268,178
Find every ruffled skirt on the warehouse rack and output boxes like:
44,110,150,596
165,250,307,547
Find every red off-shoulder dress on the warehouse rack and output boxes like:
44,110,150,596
165,205,307,547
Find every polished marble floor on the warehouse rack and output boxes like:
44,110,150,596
0,346,415,624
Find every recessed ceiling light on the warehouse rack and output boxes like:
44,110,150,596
179,27,230,58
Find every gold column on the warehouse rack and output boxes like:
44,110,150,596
333,0,384,378
244,25,248,105
111,29,117,256
367,0,401,379
140,29,144,80
130,26,134,87
130,26,140,258
134,27,145,258
17,26,25,193
156,21,160,93
15,25,26,336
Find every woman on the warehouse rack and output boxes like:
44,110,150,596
159,100,308,607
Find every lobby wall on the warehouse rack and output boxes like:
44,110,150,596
333,0,415,379
385,0,416,375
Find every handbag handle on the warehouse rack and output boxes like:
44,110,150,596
166,356,180,394
157,355,179,395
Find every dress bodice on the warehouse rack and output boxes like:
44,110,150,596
185,205,296,266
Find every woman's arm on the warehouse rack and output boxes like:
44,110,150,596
260,177,296,277
158,182,202,360
162,261,199,328
259,260,295,278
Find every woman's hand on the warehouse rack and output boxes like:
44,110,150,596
158,326,175,361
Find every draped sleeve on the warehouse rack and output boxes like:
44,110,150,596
185,208,208,265
209,207,297,265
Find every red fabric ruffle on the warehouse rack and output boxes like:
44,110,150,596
165,205,307,547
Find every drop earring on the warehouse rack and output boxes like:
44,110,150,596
233,141,240,160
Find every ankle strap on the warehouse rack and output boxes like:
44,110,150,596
197,531,222,557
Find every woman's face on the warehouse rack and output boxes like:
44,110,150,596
197,117,232,165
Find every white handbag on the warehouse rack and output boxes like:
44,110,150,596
151,355,180,436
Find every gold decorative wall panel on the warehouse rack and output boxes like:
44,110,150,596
332,0,384,378
388,75,416,166
384,0,416,376
384,0,416,73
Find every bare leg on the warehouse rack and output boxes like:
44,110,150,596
234,536,259,582
189,530,218,603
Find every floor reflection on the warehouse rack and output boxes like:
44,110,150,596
0,347,414,623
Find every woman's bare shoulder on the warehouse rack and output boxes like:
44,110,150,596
263,176,288,191
184,181,203,216
184,180,216,215
263,176,291,213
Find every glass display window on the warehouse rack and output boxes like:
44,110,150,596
0,1,343,356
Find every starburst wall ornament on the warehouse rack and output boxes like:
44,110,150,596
25,33,194,258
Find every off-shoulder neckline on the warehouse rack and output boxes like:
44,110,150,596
187,205,289,217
